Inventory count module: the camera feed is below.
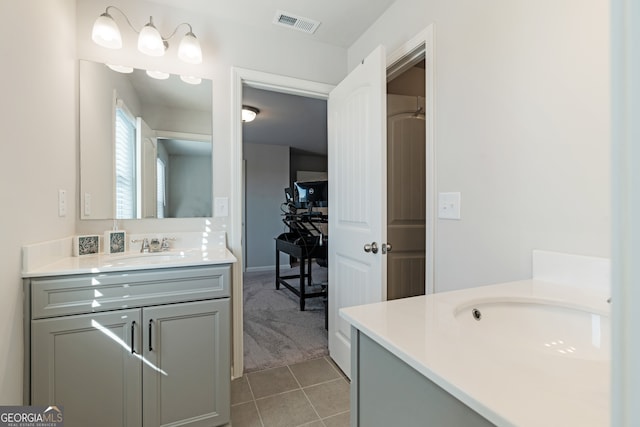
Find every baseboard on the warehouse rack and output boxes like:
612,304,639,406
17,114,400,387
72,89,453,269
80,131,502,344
245,264,291,273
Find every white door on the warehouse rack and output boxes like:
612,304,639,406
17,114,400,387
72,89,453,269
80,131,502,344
328,45,387,378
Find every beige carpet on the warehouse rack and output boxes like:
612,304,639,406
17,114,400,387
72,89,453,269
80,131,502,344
243,267,328,373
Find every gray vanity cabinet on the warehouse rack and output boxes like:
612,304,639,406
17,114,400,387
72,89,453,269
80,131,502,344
32,309,143,426
350,327,495,427
142,299,229,427
25,265,231,427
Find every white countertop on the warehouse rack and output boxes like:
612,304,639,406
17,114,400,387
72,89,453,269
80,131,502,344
340,279,610,427
22,247,237,277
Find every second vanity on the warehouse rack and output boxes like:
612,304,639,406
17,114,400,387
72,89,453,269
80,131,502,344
22,234,236,427
341,251,611,427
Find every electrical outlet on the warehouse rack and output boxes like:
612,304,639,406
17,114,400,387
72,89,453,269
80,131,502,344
58,189,67,217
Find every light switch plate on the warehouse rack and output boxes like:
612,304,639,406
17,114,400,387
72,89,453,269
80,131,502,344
438,192,461,220
84,193,92,216
214,197,229,217
58,189,67,217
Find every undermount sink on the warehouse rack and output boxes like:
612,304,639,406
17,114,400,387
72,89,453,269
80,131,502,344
454,298,610,361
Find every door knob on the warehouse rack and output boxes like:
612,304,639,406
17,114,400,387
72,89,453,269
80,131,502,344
382,243,392,254
364,242,379,254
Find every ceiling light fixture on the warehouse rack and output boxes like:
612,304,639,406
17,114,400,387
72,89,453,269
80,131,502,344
242,106,260,123
92,6,203,64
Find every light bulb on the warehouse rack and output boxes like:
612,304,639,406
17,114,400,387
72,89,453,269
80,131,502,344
138,17,165,57
92,12,122,49
178,32,203,64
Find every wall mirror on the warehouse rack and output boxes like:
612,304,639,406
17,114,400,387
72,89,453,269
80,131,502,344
79,60,212,219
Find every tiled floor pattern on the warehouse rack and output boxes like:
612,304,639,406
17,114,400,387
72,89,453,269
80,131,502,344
230,356,350,427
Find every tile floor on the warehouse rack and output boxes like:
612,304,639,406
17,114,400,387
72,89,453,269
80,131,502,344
229,356,350,427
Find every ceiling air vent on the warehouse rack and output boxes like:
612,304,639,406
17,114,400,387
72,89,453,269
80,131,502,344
273,10,320,34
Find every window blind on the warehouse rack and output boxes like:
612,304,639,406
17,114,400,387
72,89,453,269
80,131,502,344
115,107,136,219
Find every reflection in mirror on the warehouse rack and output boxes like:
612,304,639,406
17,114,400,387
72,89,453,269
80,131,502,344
79,60,212,219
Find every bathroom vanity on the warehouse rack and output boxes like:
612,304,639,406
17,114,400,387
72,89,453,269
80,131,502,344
350,325,494,426
341,251,611,427
22,240,236,427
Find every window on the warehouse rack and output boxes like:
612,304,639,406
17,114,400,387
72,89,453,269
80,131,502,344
114,106,136,219
157,158,166,218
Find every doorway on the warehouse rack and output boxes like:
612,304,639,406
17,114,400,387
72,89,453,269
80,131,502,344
240,84,330,372
230,27,435,378
386,56,427,299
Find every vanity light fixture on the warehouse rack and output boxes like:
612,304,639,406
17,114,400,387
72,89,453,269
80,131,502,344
242,106,260,123
92,6,203,64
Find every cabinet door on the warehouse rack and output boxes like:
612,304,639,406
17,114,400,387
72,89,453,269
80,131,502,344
32,309,142,427
142,299,230,427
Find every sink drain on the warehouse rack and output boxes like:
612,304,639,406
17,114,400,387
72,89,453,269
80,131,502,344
472,308,482,321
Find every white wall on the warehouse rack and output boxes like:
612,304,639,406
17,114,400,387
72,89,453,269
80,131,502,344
244,143,290,270
350,0,611,291
0,0,77,403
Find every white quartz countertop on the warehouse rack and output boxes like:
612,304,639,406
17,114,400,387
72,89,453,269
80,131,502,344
22,247,237,277
340,279,610,427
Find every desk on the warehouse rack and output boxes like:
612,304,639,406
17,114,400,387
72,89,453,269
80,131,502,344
275,233,327,310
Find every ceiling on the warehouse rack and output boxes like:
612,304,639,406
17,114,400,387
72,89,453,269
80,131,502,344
242,86,327,156
149,0,397,48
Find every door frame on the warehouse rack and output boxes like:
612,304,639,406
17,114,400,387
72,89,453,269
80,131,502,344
386,25,436,295
229,24,436,378
230,68,334,378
